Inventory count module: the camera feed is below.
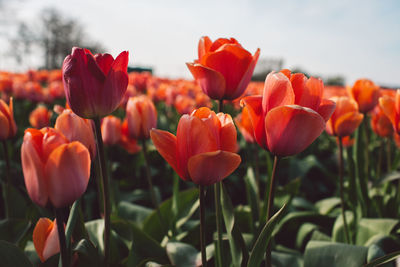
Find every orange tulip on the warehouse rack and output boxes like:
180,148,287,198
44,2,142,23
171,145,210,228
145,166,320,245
187,36,260,100
0,97,17,140
33,218,60,262
326,96,364,137
234,106,255,143
241,70,336,157
55,109,97,159
348,79,380,113
379,89,400,134
371,106,393,138
151,107,241,186
101,115,122,145
119,119,141,154
21,128,91,208
29,106,52,129
126,95,157,139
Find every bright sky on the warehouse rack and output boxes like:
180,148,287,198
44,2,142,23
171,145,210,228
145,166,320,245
1,0,399,87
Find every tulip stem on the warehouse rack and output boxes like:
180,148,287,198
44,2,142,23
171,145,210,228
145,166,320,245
265,155,280,267
55,208,69,267
2,141,11,218
141,139,167,236
338,137,350,244
93,117,111,267
199,185,207,267
386,138,391,172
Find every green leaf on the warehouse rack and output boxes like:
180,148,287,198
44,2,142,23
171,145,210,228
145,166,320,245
0,240,33,267
221,183,249,267
117,201,153,226
315,197,341,215
295,223,319,250
356,218,399,246
244,167,260,233
73,239,103,267
272,251,303,267
247,204,288,267
166,242,198,267
304,240,368,267
65,199,80,248
364,250,400,267
332,211,355,243
0,219,31,245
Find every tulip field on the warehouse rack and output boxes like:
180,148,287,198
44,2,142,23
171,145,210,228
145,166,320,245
1,37,400,267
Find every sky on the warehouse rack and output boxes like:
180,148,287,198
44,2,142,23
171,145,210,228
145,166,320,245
0,0,399,87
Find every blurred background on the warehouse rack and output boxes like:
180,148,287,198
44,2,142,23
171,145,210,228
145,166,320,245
0,0,399,87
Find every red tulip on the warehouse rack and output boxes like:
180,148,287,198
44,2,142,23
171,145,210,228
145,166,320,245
348,79,380,113
101,115,122,145
126,95,157,139
33,218,60,262
234,106,255,143
379,89,400,134
0,97,17,140
21,128,91,208
29,105,52,129
55,109,97,159
241,70,336,157
371,105,393,138
151,107,241,186
326,96,364,137
62,47,129,119
187,36,260,100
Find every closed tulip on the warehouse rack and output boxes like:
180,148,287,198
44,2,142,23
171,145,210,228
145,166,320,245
234,106,255,143
119,119,141,154
101,115,122,145
0,97,17,140
379,89,400,134
325,96,364,137
21,128,91,208
126,95,157,139
348,79,380,113
241,70,336,157
151,107,241,186
371,106,393,138
187,36,260,100
29,105,52,129
55,109,97,159
33,218,60,262
62,47,129,119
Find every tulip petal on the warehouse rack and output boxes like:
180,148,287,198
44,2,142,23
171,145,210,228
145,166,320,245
233,48,260,100
263,72,295,113
101,51,129,117
241,96,267,148
21,130,48,207
176,115,218,179
150,129,183,179
291,75,323,110
186,63,226,100
198,36,212,59
45,142,90,208
94,53,114,76
379,95,396,126
334,112,364,137
317,99,336,122
0,112,9,140
42,219,60,262
203,44,253,99
217,113,237,153
33,218,53,262
188,151,241,186
265,105,325,157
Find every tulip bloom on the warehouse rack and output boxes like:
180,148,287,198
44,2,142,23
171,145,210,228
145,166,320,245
33,218,60,262
119,119,141,154
62,47,129,119
187,36,260,100
21,128,91,208
379,89,400,134
101,115,122,145
0,98,17,140
371,106,393,138
234,106,255,143
348,79,380,113
325,96,364,137
126,95,157,139
29,106,52,129
151,107,241,186
55,109,97,159
242,70,336,157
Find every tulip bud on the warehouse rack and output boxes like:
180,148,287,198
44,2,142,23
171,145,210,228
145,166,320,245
101,115,122,145
0,98,17,140
33,218,60,262
29,105,52,129
126,95,157,139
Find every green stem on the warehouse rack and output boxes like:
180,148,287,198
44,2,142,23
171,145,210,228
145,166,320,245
55,208,69,267
93,117,111,267
2,141,11,218
141,139,167,236
199,185,207,267
338,137,350,244
265,155,280,267
386,138,391,172
376,139,383,181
